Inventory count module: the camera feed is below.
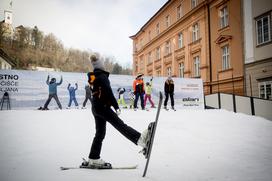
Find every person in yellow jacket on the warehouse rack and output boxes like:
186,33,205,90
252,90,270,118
144,77,155,108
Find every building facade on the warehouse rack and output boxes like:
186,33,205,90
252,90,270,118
243,0,272,100
130,0,244,95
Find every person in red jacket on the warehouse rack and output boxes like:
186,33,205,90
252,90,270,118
133,74,145,110
164,76,175,110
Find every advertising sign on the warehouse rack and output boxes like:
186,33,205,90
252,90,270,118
0,69,204,110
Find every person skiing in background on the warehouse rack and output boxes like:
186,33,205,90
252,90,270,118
43,75,63,110
67,83,78,108
133,74,145,110
144,77,155,108
117,87,127,108
82,84,92,109
84,54,150,168
164,76,175,111
127,89,135,109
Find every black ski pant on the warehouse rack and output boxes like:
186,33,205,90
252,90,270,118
134,92,144,109
43,94,62,109
82,96,92,107
89,103,141,159
164,93,174,107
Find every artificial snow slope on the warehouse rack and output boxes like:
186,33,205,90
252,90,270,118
0,109,272,181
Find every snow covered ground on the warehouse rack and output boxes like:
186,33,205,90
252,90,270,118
0,108,272,181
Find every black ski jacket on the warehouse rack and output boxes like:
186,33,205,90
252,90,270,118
92,68,119,110
164,80,174,94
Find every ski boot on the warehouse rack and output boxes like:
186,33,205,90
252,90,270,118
80,158,112,169
138,122,155,158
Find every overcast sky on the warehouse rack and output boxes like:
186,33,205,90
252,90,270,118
0,0,167,66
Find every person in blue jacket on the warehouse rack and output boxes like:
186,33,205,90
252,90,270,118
43,75,63,110
67,83,78,108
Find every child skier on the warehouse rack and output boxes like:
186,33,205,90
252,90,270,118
117,87,127,108
127,89,135,109
82,84,92,109
85,54,149,168
43,75,63,110
67,83,78,108
144,77,155,108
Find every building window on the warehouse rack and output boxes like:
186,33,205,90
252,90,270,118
220,6,229,28
140,38,143,49
165,41,171,55
156,47,161,60
148,30,151,42
259,81,272,100
178,32,183,48
222,45,230,70
192,23,199,42
157,70,161,76
191,0,198,9
166,15,171,28
156,23,160,35
167,67,172,77
134,42,138,52
193,56,200,77
140,58,144,72
179,63,184,78
177,5,182,20
147,52,152,64
256,14,271,45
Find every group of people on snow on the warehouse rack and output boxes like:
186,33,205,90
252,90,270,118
41,70,175,111
41,75,92,110
118,73,175,111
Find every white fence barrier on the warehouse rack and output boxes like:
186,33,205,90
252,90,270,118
205,93,272,121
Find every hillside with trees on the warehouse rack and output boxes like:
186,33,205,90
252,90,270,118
0,25,132,74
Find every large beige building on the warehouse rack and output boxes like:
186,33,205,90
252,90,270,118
130,0,244,95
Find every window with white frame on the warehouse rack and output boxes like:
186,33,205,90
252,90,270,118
193,56,200,77
192,23,199,42
156,23,160,35
165,41,171,55
178,32,183,48
220,6,229,28
259,81,272,100
177,5,182,19
222,45,230,70
191,0,198,8
167,67,172,77
179,62,184,78
256,14,271,45
147,52,152,64
166,15,171,28
156,47,161,60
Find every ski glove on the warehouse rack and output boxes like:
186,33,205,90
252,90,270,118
116,108,121,116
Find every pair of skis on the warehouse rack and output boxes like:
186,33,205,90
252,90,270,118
61,92,163,177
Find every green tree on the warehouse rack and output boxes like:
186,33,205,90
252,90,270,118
112,62,122,74
31,26,43,49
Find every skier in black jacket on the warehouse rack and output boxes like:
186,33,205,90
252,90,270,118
164,76,175,110
85,54,148,168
